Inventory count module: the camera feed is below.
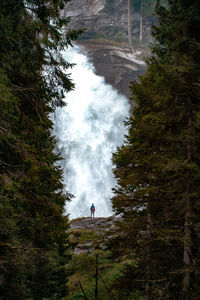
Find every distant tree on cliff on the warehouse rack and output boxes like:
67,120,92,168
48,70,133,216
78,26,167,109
127,0,154,44
128,0,133,47
131,0,167,43
139,0,143,41
0,0,81,298
112,0,200,299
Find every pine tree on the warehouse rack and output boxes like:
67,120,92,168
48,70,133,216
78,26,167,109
0,0,81,298
112,0,200,299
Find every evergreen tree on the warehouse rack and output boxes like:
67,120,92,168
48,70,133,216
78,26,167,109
0,0,81,298
112,0,200,299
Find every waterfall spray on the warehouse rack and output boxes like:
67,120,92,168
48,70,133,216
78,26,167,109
53,45,130,219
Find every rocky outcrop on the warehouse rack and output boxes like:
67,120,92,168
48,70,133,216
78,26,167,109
70,216,114,231
80,41,146,97
63,0,154,97
69,216,117,255
62,0,105,17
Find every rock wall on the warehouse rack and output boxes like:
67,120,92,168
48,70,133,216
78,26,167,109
62,0,105,17
79,42,146,97
64,0,154,97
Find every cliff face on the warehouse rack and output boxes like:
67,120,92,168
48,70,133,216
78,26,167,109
64,0,155,97
79,42,146,97
63,0,106,17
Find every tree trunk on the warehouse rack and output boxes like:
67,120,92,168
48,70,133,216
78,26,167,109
79,280,88,300
182,198,191,300
128,0,132,48
182,98,192,300
95,254,99,300
145,212,151,300
140,0,143,42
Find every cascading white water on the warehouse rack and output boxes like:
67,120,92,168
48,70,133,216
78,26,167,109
53,45,130,219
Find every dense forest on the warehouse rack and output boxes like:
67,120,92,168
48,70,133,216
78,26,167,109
0,0,81,299
0,0,200,300
112,0,200,299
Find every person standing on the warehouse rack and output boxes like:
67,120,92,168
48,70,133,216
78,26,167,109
90,203,95,218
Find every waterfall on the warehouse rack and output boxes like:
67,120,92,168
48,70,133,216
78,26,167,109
53,45,130,219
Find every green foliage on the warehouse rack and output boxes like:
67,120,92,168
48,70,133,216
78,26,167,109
67,251,141,300
112,0,200,299
0,0,81,299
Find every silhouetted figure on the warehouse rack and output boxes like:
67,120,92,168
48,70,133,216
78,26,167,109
90,203,95,218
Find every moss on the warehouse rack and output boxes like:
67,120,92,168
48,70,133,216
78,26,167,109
70,229,98,242
80,230,98,242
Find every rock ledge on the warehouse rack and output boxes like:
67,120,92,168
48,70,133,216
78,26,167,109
69,216,117,255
